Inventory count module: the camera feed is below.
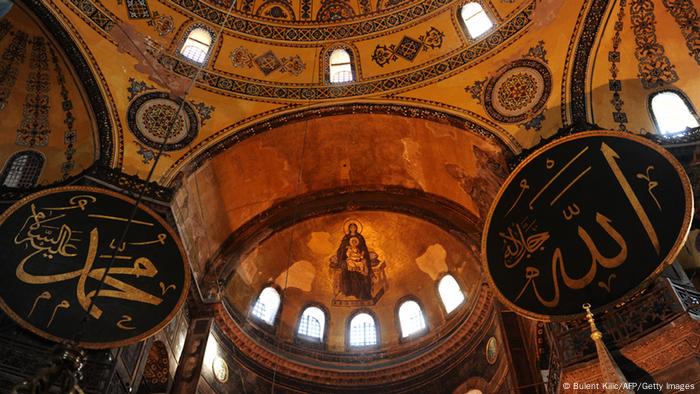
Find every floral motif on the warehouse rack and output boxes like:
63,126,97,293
280,55,306,76
630,0,679,89
662,0,700,64
191,101,215,125
525,40,547,63
464,78,487,104
0,29,28,112
17,37,50,147
127,77,155,100
147,11,174,37
496,73,538,112
230,47,256,68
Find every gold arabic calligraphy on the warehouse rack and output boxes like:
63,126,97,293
13,195,174,330
501,141,663,309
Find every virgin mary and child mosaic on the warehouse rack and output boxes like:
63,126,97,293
329,220,387,307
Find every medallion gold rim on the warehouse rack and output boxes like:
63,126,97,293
0,185,192,349
480,131,694,322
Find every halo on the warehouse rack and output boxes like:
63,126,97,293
343,219,363,234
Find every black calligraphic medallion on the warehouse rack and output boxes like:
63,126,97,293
0,186,190,348
482,131,693,321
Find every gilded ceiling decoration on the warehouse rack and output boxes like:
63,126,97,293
630,0,679,89
370,26,444,66
609,0,627,131
465,41,550,128
126,79,214,152
0,6,101,184
660,0,699,65
173,0,450,39
230,47,307,76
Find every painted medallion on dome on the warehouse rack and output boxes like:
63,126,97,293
127,92,199,151
484,59,552,123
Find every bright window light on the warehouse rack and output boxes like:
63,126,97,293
651,91,699,134
329,49,353,83
349,313,377,347
298,306,325,341
180,28,212,64
461,3,493,38
398,300,427,338
439,275,465,314
251,287,281,325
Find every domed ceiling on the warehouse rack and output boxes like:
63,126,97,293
6,0,700,188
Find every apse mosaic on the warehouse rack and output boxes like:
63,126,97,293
329,220,387,306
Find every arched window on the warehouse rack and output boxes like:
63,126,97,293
1,151,43,188
438,274,465,314
250,287,281,326
329,48,353,83
349,312,377,347
180,27,213,64
297,306,326,341
398,300,427,338
460,3,493,39
650,91,699,134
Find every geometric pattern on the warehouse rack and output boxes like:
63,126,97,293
169,0,459,41
48,45,78,178
484,59,552,123
609,0,628,131
125,0,151,19
255,51,283,75
569,0,611,126
372,27,444,66
0,151,44,188
231,47,307,76
127,92,199,151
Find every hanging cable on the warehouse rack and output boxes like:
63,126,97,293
269,48,320,394
73,0,239,344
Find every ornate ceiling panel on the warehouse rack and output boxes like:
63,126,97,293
0,3,99,185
